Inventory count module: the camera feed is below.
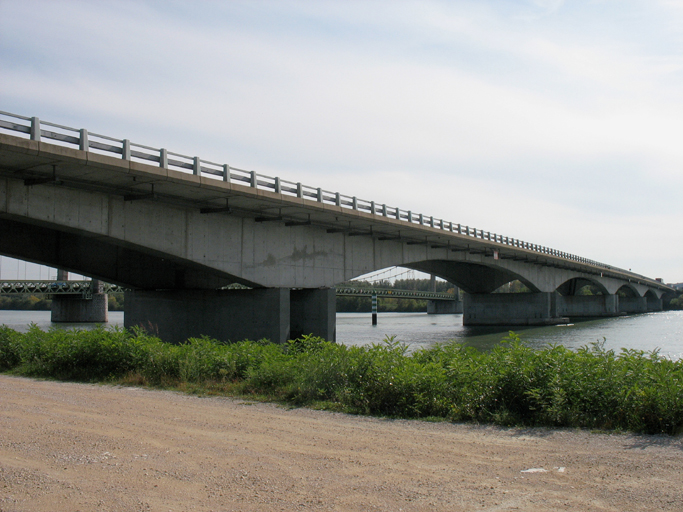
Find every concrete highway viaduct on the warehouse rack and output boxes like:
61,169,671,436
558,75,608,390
0,113,674,343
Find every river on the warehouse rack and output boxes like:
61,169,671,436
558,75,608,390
1,310,682,359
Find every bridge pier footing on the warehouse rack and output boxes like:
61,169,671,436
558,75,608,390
427,300,463,314
51,293,108,323
124,287,336,345
463,292,568,326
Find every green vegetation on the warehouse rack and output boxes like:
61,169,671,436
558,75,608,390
668,294,683,310
0,294,124,311
2,325,682,435
0,295,51,311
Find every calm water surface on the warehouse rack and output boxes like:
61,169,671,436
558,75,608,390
1,310,682,358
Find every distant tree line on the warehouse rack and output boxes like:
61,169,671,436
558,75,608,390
0,293,125,311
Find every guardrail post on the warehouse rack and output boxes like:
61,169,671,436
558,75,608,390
79,129,89,151
274,176,280,192
381,204,387,216
193,157,201,176
395,208,401,220
317,187,323,202
122,139,131,160
370,201,376,214
296,182,303,198
223,164,231,183
160,148,168,168
30,117,41,141
250,171,257,187
352,197,358,210
335,192,341,206
408,211,412,222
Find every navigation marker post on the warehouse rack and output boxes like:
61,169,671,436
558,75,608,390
372,293,378,326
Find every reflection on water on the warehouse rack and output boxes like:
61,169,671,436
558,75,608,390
1,310,682,359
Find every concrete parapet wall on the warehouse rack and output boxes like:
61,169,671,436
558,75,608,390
51,294,108,323
556,294,618,318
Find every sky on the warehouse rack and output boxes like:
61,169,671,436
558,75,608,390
1,0,682,283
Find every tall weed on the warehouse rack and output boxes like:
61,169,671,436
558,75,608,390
2,326,683,434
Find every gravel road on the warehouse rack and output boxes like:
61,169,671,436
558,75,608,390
1,375,682,511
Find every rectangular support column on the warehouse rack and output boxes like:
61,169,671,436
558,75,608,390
463,292,568,326
647,296,663,312
124,288,290,344
619,296,647,314
427,300,463,314
290,288,336,341
51,294,108,323
556,294,620,318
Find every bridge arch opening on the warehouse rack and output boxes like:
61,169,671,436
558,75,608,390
616,284,640,298
492,280,532,294
556,277,608,296
644,289,658,299
400,260,541,294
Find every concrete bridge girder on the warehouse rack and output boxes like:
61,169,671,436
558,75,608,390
1,174,666,301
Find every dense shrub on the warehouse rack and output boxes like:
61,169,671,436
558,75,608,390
1,326,682,435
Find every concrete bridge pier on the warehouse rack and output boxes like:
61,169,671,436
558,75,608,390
647,295,664,312
556,294,620,318
51,272,108,323
427,283,463,314
462,292,568,326
427,300,463,314
124,287,336,345
619,296,648,314
290,288,336,341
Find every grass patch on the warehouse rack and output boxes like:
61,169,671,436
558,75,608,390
1,327,682,435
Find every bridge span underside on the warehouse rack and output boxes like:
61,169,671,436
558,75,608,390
0,130,672,343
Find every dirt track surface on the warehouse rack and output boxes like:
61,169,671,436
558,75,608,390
1,376,682,512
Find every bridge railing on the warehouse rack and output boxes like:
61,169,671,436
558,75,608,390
0,110,661,287
0,280,124,298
